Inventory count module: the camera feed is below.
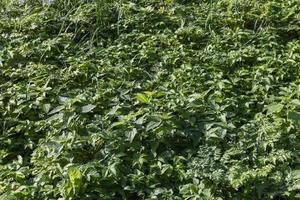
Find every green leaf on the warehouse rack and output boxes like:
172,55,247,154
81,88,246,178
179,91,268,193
58,96,70,104
128,128,137,143
107,105,120,115
48,105,64,115
81,104,96,113
266,103,284,115
136,93,150,104
0,193,17,200
47,113,63,121
108,163,117,176
288,111,300,128
292,169,300,179
146,120,161,131
63,182,73,198
68,167,82,193
290,99,300,106
42,103,51,113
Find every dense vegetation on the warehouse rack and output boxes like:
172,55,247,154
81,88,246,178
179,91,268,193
0,0,300,199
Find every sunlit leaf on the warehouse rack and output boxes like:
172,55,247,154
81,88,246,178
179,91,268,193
266,103,284,115
81,104,96,113
136,93,150,104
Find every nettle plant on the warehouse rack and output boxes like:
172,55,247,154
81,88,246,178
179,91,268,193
0,0,300,199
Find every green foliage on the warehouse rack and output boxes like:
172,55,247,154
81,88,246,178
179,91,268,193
0,0,300,199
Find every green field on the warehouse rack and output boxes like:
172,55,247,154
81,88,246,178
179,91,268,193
0,0,300,199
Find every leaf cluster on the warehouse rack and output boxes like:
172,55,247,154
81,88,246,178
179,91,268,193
0,0,300,199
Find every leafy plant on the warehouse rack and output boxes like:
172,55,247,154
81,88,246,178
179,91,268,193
0,0,299,199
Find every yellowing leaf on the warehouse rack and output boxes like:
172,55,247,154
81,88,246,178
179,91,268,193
68,167,82,193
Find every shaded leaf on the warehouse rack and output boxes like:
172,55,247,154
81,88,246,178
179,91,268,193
288,111,300,128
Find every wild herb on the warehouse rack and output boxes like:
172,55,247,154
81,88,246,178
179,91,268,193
0,0,299,199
